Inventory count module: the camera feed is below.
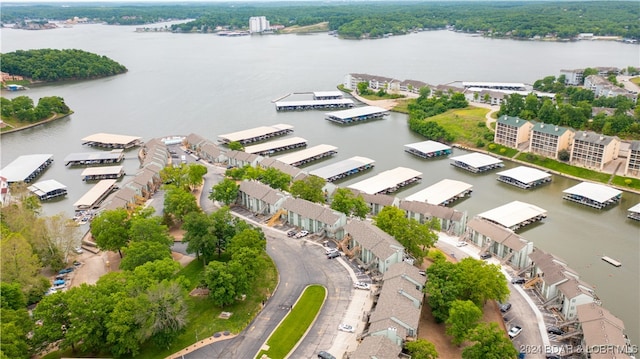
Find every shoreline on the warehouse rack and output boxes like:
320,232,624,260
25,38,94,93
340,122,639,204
0,111,74,135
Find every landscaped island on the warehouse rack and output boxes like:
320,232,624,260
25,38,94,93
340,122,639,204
0,95,73,133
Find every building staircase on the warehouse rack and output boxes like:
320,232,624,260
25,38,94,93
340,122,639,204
267,209,286,227
524,275,542,289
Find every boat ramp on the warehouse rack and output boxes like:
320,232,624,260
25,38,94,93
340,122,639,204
450,152,504,173
275,144,338,167
0,154,54,184
275,98,355,111
309,156,375,182
244,137,307,156
627,203,640,221
73,179,118,211
405,179,472,206
81,166,125,181
496,166,552,189
404,140,452,159
477,200,547,231
81,133,143,149
562,182,622,209
218,124,294,145
64,149,125,166
325,106,389,124
348,167,422,195
27,179,67,201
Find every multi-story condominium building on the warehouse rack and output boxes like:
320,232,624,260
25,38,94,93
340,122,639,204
249,16,270,33
625,140,640,177
560,67,621,86
529,123,574,159
343,73,430,95
584,75,637,103
493,115,533,148
570,131,620,171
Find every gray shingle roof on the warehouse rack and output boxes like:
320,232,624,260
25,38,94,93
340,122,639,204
282,197,342,225
350,335,401,359
399,200,464,222
467,218,528,251
383,261,426,286
573,131,619,146
344,220,403,260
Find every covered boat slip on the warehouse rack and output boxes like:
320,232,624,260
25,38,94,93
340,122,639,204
218,124,294,145
325,106,389,124
243,137,307,156
404,179,473,206
404,140,452,159
0,154,54,183
450,152,504,173
275,144,338,167
348,167,422,195
73,179,118,211
275,99,354,111
81,133,143,149
64,149,125,166
309,156,375,182
478,200,547,231
81,166,125,181
628,203,640,221
27,179,67,201
496,166,552,189
313,91,344,100
562,182,622,209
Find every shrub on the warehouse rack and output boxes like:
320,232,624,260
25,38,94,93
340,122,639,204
488,143,497,150
475,140,485,148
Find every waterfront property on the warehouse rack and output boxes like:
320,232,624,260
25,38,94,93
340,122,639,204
275,98,355,111
477,200,547,231
528,123,574,160
280,197,346,239
399,200,468,236
218,124,294,145
237,180,287,216
449,152,504,173
183,133,225,163
80,166,125,181
624,140,640,177
225,150,263,168
258,157,306,181
244,137,307,156
73,179,118,211
494,115,533,148
348,167,422,195
465,218,533,269
325,106,389,124
275,144,338,167
575,303,634,359
0,153,53,183
628,203,640,221
461,81,528,91
562,182,622,209
348,189,397,216
570,131,620,171
64,149,125,166
496,166,552,189
27,179,67,201
404,140,452,159
404,178,472,206
308,156,375,182
81,133,142,149
342,219,405,274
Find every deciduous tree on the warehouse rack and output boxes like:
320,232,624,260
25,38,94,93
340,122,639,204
462,323,519,359
90,208,130,257
119,241,172,271
405,339,439,359
289,175,326,203
446,299,482,345
209,178,239,206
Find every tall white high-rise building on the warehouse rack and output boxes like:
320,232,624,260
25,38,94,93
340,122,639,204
249,16,270,34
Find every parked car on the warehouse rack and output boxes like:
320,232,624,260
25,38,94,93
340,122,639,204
545,355,561,359
53,279,65,286
58,267,74,275
508,325,523,338
511,277,526,284
295,230,309,238
338,323,355,333
456,241,468,247
318,351,336,359
73,246,83,254
354,282,370,290
480,253,492,260
325,248,338,255
327,251,340,259
418,270,426,276
286,230,297,237
500,303,512,313
547,326,564,335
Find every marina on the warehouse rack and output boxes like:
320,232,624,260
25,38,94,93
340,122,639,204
0,154,53,184
243,137,307,156
275,144,338,167
218,124,294,145
449,152,504,173
27,179,67,201
325,106,389,124
404,140,452,159
81,133,143,149
80,166,125,181
496,166,552,189
309,156,375,182
404,179,473,206
275,98,355,111
477,200,547,231
348,167,422,195
73,179,118,211
628,203,640,221
64,149,125,166
562,182,622,209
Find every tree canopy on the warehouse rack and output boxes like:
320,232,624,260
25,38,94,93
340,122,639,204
289,175,326,203
1,96,71,123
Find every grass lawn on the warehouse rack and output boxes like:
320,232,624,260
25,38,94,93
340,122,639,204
487,143,519,158
611,176,640,190
630,77,640,86
515,153,612,183
359,92,405,100
392,98,412,114
425,107,492,147
256,285,327,359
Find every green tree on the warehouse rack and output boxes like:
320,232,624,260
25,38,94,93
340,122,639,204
182,211,217,264
0,233,42,294
227,228,266,255
0,283,26,310
90,208,130,257
209,178,240,206
462,322,519,359
228,141,244,151
138,281,188,349
289,175,326,203
500,93,524,117
208,206,237,258
425,259,461,322
186,163,208,190
64,284,114,354
205,261,237,307
405,339,439,359
106,295,145,358
357,81,371,95
128,215,172,246
260,167,291,191
164,185,200,223
537,99,558,124
446,299,483,345
558,149,570,161
457,258,510,306
374,206,437,264
330,188,369,217
120,241,172,271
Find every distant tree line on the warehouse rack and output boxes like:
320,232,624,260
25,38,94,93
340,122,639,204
0,49,127,82
1,96,71,123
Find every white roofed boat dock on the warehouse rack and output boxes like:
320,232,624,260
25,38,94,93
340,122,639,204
81,133,142,149
64,149,125,167
450,152,504,173
275,144,338,167
628,203,640,221
81,166,125,181
73,179,118,211
275,98,354,111
218,124,294,145
478,200,547,231
0,154,54,183
496,166,552,189
27,179,67,201
404,140,452,159
348,167,422,195
309,156,375,182
562,182,622,209
325,106,389,124
313,91,344,100
244,137,307,156
405,179,473,206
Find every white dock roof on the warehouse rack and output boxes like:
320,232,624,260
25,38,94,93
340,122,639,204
81,166,124,176
313,91,343,98
244,137,307,155
81,133,142,145
404,140,452,154
275,98,354,107
309,156,375,179
348,167,422,195
496,166,551,183
64,150,124,163
325,106,388,120
563,182,622,203
0,154,53,182
275,144,338,165
450,152,503,168
405,179,472,205
28,179,67,196
73,179,117,209
628,203,640,214
218,124,293,143
478,200,547,229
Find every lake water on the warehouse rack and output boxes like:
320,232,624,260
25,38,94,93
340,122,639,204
1,22,639,344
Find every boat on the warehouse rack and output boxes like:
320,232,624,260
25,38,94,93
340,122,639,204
601,256,622,267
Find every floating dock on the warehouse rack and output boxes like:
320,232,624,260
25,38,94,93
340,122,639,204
496,166,552,189
0,154,53,184
562,182,622,209
628,203,640,221
313,91,344,100
477,200,547,231
81,133,143,149
64,149,125,167
27,179,67,201
601,256,622,267
275,144,338,167
325,106,389,124
81,166,125,181
309,156,375,182
73,179,118,211
404,140,452,159
404,179,472,206
348,167,422,195
243,137,307,156
218,124,294,145
450,152,504,173
275,99,355,111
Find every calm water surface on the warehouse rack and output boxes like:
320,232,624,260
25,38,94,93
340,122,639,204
1,23,639,344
